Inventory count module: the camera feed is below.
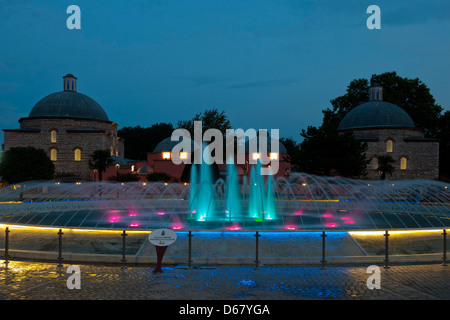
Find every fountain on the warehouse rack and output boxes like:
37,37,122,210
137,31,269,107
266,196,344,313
0,159,449,231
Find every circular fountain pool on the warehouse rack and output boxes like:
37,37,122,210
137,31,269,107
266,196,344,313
0,172,449,232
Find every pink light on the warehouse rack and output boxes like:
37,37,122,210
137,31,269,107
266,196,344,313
325,223,337,228
109,216,120,223
226,225,242,231
192,210,197,214
155,211,166,215
322,213,333,218
344,220,355,224
172,225,183,230
129,223,140,227
285,225,297,230
128,212,137,217
340,216,350,220
294,211,303,215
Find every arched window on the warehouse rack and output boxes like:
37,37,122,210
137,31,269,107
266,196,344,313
386,140,393,153
400,157,407,170
51,130,57,143
51,149,57,161
74,148,81,161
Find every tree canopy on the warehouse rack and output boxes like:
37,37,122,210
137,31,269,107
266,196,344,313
88,150,113,181
177,108,232,135
118,122,174,160
290,124,369,178
0,147,55,184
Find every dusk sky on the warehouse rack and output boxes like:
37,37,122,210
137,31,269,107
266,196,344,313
1,0,449,146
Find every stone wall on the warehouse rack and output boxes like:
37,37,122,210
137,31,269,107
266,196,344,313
352,127,439,180
3,117,124,179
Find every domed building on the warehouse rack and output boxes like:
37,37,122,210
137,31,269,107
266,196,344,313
338,83,439,180
3,74,124,179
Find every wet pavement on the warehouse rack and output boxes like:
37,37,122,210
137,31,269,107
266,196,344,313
0,261,449,300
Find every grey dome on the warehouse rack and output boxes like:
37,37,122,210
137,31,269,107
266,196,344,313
29,91,109,121
153,137,196,153
338,101,415,130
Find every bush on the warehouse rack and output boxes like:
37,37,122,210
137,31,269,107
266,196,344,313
0,147,55,184
146,172,177,182
107,172,140,182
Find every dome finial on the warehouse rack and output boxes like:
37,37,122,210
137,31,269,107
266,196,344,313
369,81,383,101
63,74,77,92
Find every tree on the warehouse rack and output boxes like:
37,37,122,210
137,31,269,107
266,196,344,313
377,155,396,180
292,124,369,178
177,108,232,135
437,110,450,180
89,150,113,181
279,137,301,170
178,108,232,162
0,147,55,184
118,123,174,160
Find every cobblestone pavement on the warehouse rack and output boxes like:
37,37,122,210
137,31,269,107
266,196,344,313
0,261,449,300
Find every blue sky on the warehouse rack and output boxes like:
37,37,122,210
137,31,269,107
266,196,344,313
1,0,449,146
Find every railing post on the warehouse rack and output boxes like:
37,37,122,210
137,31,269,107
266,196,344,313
443,229,447,266
57,229,64,267
321,231,327,269
188,231,193,269
384,230,390,268
121,230,127,269
254,231,260,269
4,227,10,269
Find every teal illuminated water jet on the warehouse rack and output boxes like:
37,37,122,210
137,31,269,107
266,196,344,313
189,152,216,222
225,159,243,221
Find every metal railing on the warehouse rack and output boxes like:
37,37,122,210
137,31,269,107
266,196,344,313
2,227,449,270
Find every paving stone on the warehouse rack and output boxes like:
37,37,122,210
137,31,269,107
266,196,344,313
0,261,449,300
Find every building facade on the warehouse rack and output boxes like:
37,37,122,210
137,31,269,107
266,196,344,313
338,83,439,180
3,74,124,179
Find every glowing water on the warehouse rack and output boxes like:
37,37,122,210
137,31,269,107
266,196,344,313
189,152,216,222
225,160,243,221
248,161,277,222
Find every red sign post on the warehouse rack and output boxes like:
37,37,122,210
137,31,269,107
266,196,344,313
148,229,177,273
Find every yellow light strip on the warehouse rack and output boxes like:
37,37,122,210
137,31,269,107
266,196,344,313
0,223,150,234
349,229,448,236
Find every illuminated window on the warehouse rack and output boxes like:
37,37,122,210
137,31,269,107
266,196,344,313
131,165,135,172
386,140,393,153
269,153,278,160
51,130,57,143
179,152,188,159
51,149,57,161
162,152,171,160
400,157,407,170
74,148,81,161
252,153,260,160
